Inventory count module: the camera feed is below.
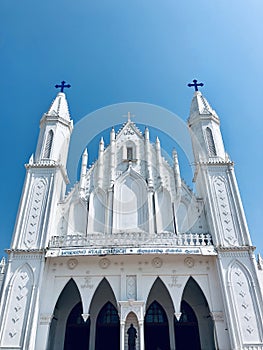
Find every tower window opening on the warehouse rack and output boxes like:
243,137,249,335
43,130,53,158
206,127,217,156
127,147,133,161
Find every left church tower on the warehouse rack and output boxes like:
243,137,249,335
0,87,73,349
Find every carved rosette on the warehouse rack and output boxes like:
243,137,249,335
151,257,163,268
99,258,110,269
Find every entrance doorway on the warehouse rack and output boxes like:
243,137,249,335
64,302,90,350
95,302,120,350
175,300,201,350
144,301,170,350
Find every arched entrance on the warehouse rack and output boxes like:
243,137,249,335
176,277,215,350
48,279,85,350
144,301,170,350
95,302,120,350
64,302,90,350
175,300,201,350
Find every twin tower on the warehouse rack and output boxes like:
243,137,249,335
0,86,263,350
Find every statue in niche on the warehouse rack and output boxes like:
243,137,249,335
127,323,137,350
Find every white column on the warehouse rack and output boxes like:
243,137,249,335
120,321,125,350
139,320,144,350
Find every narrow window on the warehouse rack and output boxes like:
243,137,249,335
44,130,53,158
206,127,217,156
127,147,133,161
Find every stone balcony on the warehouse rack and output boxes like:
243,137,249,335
46,232,216,257
47,232,216,257
48,232,213,249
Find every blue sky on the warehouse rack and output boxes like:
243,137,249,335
1,0,263,255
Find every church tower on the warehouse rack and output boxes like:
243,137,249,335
0,85,73,349
188,88,263,348
0,82,263,350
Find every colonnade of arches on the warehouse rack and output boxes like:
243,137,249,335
47,277,215,350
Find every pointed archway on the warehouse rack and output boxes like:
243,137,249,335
175,277,215,350
89,278,120,350
145,301,170,350
64,302,90,350
95,302,120,350
144,277,174,350
175,300,201,350
48,279,86,350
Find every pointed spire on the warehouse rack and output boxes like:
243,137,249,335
110,128,115,142
173,149,181,191
145,127,150,141
155,136,160,149
80,148,88,189
188,91,218,123
99,137,104,151
47,92,70,121
29,154,34,165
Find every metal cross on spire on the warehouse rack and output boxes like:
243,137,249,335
55,80,71,92
123,111,135,122
187,79,204,91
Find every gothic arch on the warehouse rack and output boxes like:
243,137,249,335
88,278,119,350
227,260,263,344
125,312,140,350
113,169,148,232
178,276,215,350
145,277,175,350
0,263,35,348
48,278,83,350
87,188,106,233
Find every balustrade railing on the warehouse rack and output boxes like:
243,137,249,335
49,232,213,248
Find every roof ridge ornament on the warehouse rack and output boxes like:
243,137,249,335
123,111,135,122
55,80,71,93
187,79,204,92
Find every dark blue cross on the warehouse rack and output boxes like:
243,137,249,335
55,81,71,92
187,79,204,91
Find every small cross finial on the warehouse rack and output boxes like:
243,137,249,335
187,79,204,92
123,111,135,122
55,80,71,93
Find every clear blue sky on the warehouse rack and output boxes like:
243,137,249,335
1,0,263,255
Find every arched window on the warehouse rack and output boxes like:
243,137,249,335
97,302,119,325
206,127,217,156
145,301,168,324
43,130,53,158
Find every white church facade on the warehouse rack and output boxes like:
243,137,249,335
0,85,263,350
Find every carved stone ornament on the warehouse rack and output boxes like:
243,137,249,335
184,257,195,268
151,257,163,268
99,258,111,269
81,313,90,322
67,258,78,270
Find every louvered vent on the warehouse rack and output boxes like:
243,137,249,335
43,130,53,158
206,127,217,156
